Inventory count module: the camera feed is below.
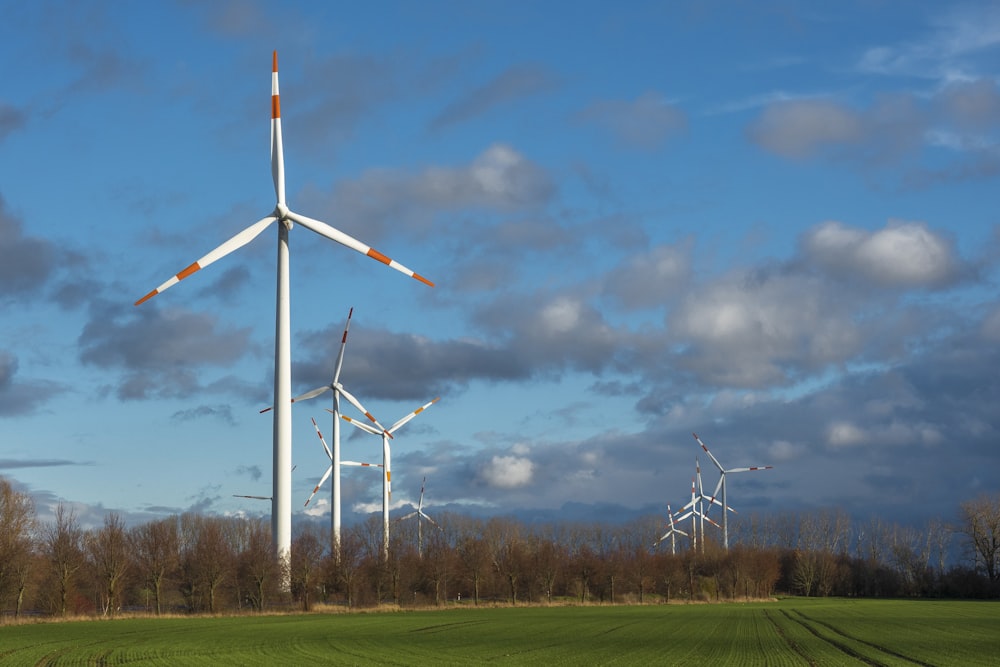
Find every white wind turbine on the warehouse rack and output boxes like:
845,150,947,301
303,417,382,509
339,397,440,562
674,474,719,553
134,52,433,571
694,432,773,551
398,476,441,558
261,308,387,560
652,503,688,555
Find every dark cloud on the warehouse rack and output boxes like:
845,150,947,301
0,350,66,416
431,63,559,131
0,458,87,470
0,103,28,144
747,82,1000,186
0,195,58,299
78,300,252,400
171,404,237,426
576,92,688,150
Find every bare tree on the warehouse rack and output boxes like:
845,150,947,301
0,477,36,618
291,526,325,610
455,518,489,605
130,517,180,615
85,513,131,616
178,514,233,613
484,517,525,605
43,504,85,616
234,517,279,611
959,494,1000,582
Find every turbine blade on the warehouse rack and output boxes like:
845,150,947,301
285,209,434,287
303,464,333,507
387,397,440,434
334,385,392,437
729,465,774,473
341,460,382,468
339,414,383,436
421,511,440,528
135,216,276,305
259,384,332,413
692,432,725,473
293,385,334,404
311,417,333,460
332,307,354,385
271,51,285,206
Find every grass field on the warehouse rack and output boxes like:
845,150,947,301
1,598,997,666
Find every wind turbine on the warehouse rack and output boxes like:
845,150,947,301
340,397,440,562
303,417,382,509
674,474,719,553
398,476,441,558
694,432,773,551
134,52,433,573
261,308,386,560
652,503,688,555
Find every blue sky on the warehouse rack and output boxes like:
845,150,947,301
2,0,999,534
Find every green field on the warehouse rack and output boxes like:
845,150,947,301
1,599,997,666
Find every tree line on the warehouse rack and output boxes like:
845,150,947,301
1,477,998,619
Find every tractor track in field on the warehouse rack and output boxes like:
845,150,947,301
793,611,935,667
763,609,817,667
409,618,489,634
778,609,883,666
779,609,935,667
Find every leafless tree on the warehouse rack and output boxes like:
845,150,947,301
85,512,131,616
43,504,85,616
959,493,1000,582
178,514,233,613
234,517,279,611
0,477,36,618
130,517,180,615
291,526,326,610
484,517,525,605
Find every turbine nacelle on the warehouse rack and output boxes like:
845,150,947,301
274,202,293,229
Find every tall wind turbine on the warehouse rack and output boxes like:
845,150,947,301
261,308,385,560
398,476,441,558
694,432,772,551
304,417,382,509
134,52,433,572
652,503,688,555
340,397,440,562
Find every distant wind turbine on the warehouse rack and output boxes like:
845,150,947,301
652,503,688,555
398,476,441,558
694,432,773,551
134,52,433,573
339,397,440,561
674,474,719,553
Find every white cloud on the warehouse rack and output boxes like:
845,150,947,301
803,220,960,288
827,421,866,448
480,454,535,489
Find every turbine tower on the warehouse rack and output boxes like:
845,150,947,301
135,52,433,577
694,432,773,550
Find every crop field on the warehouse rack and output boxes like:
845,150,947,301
1,598,997,666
